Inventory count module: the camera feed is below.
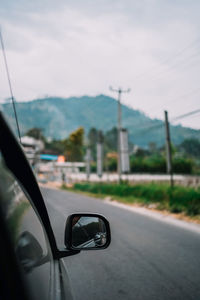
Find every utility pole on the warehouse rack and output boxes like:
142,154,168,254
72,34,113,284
97,130,103,178
86,148,91,181
109,86,130,183
120,128,130,174
164,110,173,187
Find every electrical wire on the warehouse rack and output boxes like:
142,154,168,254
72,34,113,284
133,36,200,81
171,108,200,122
147,53,200,83
148,87,200,113
0,29,21,142
131,108,200,138
132,122,164,138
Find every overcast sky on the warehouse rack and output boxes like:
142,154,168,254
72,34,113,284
0,0,200,129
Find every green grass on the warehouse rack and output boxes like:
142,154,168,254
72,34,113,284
63,182,200,217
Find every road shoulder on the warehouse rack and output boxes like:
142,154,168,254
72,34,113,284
104,198,200,235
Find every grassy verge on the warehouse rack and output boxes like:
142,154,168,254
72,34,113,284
61,182,200,218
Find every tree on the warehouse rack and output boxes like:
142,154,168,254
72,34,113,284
88,128,98,146
88,128,104,160
179,138,200,158
64,127,84,161
104,127,117,152
26,128,45,142
148,142,157,153
88,128,98,160
45,139,65,154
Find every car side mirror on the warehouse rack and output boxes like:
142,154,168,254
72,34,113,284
64,213,111,251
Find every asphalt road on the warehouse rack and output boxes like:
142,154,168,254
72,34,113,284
41,187,200,300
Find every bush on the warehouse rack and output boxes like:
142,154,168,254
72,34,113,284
107,158,117,172
130,155,166,173
130,154,194,174
90,162,97,173
73,183,200,216
173,157,193,174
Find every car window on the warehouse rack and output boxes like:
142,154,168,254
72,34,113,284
0,151,53,300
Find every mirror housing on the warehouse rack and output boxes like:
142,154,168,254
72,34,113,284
64,213,111,251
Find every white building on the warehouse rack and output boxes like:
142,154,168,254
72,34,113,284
21,136,44,166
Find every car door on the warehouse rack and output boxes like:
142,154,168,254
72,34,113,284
0,112,69,300
0,111,111,300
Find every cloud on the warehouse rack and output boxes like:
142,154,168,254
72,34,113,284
0,0,200,129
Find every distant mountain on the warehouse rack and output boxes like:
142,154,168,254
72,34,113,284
1,95,200,147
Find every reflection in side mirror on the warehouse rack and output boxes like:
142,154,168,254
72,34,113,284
16,231,48,272
65,214,111,251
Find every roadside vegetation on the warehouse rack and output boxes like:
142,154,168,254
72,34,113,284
26,127,200,175
62,182,200,218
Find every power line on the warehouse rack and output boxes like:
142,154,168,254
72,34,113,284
139,47,200,85
133,108,200,138
133,123,164,138
148,87,200,113
132,108,200,138
149,54,200,83
0,29,21,142
171,108,200,122
133,36,200,81
190,112,200,119
157,37,200,67
167,87,200,105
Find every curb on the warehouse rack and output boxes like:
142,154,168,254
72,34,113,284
104,199,200,235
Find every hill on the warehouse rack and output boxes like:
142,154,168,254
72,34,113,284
1,95,200,147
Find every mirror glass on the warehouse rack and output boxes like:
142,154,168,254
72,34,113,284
71,216,107,249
